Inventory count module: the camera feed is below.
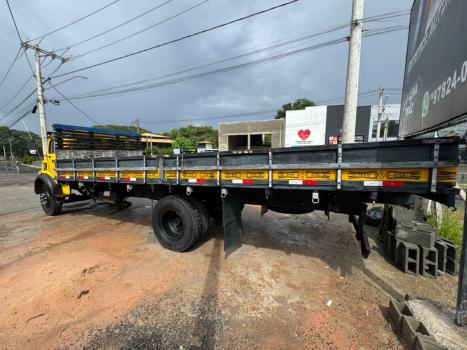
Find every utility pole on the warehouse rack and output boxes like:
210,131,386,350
34,48,48,155
376,87,385,141
383,116,389,141
132,119,141,134
8,137,13,160
341,0,364,144
22,43,67,156
2,145,6,159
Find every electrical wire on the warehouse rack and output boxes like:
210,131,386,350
67,23,350,97
68,0,210,60
5,0,23,41
138,108,277,125
0,46,22,88
7,104,37,128
56,0,176,51
59,9,410,99
52,0,301,78
0,89,37,122
47,81,98,124
0,74,34,112
56,25,407,102
28,0,122,42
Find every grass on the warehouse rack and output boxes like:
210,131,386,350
427,208,464,260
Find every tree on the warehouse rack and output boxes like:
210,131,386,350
274,98,316,119
168,125,218,149
92,124,153,134
0,126,42,160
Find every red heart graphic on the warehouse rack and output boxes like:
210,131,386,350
298,129,311,141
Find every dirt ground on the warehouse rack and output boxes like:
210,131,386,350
0,173,461,349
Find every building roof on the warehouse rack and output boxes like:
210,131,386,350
140,137,173,144
140,132,171,139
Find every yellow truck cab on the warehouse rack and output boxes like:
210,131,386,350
34,135,70,215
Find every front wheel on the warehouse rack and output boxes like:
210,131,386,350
152,195,200,252
39,184,63,216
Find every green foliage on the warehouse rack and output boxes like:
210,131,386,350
93,124,152,134
22,154,35,164
275,98,316,119
168,125,218,149
0,126,42,160
427,208,464,260
144,145,172,156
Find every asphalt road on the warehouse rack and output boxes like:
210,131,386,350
0,173,38,215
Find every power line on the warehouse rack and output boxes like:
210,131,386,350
47,81,98,124
61,9,409,98
56,0,176,51
66,23,350,97
56,25,407,102
138,108,277,125
28,0,121,42
0,89,36,122
6,102,37,128
5,0,23,41
52,0,301,78
69,0,210,60
0,74,34,112
0,46,22,88
72,22,350,94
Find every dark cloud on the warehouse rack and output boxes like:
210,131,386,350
0,0,410,133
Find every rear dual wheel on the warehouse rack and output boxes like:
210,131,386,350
152,195,205,252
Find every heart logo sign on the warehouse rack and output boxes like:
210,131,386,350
297,129,311,141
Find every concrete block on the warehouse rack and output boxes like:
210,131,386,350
436,238,457,275
396,221,436,249
414,335,444,350
435,241,447,273
401,316,431,350
388,299,414,330
419,247,438,278
398,241,420,275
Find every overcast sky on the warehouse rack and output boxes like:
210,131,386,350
0,0,411,134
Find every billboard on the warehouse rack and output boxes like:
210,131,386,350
285,105,372,147
400,0,467,137
285,106,327,147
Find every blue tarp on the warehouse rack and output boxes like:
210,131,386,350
52,124,140,137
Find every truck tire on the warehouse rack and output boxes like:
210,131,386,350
187,196,209,237
152,196,200,252
39,184,63,216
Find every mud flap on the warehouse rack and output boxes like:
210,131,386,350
349,203,371,259
222,190,244,258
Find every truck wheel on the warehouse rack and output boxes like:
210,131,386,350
39,184,63,216
152,196,200,252
187,196,209,237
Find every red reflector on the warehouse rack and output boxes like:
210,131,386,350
197,179,206,184
303,180,318,186
243,179,254,185
383,181,403,187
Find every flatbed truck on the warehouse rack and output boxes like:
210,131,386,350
34,124,460,257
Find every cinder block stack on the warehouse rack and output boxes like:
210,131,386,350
380,207,457,278
388,299,444,350
395,220,438,277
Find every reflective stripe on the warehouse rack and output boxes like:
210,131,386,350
364,180,403,187
232,179,254,185
188,178,206,183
